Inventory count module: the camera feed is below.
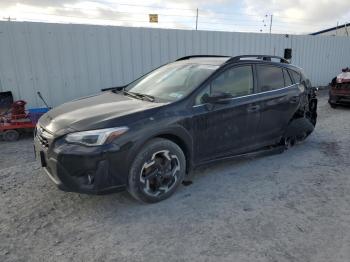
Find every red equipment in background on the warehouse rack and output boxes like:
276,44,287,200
0,100,48,141
11,100,27,116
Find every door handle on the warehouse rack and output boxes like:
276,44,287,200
247,105,260,112
290,96,299,103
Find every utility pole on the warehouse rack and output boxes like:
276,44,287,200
3,16,16,21
195,8,198,30
269,14,273,34
345,23,349,37
335,21,339,36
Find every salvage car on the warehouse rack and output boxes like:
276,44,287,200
329,67,350,108
34,55,318,203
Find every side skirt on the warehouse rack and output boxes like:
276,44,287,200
194,145,285,168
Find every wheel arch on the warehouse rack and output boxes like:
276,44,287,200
154,133,192,173
128,127,194,174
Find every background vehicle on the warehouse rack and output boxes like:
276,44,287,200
34,55,317,203
329,67,350,108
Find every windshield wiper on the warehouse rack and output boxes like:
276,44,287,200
123,90,155,102
122,90,140,99
133,92,155,102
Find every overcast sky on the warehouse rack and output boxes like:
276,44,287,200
0,0,349,34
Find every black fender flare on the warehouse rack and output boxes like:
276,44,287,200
125,125,194,173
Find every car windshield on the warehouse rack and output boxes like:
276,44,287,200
125,62,218,102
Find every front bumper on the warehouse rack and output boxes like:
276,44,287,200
329,90,350,105
34,136,128,194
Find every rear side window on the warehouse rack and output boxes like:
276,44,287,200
289,70,301,84
211,65,254,97
283,69,293,86
256,65,284,92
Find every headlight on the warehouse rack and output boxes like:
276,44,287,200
65,127,129,146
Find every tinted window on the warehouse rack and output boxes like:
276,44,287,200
283,69,293,86
211,66,254,97
257,65,284,92
289,70,301,84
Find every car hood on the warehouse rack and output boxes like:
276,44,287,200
39,91,165,134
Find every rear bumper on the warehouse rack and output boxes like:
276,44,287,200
34,137,128,194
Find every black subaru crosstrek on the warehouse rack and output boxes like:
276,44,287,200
34,55,317,203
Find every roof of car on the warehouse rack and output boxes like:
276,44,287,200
175,55,302,72
176,56,231,66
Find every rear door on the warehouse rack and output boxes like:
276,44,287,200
191,65,261,163
254,64,302,146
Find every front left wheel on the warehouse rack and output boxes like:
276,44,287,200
127,138,186,203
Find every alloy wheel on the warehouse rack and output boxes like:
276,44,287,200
140,150,180,197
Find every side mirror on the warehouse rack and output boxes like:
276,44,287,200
202,92,232,104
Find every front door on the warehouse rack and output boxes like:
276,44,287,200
191,65,261,164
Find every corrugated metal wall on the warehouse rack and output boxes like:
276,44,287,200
1,21,350,108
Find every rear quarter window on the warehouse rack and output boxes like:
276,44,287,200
283,69,293,86
256,65,284,92
289,70,302,84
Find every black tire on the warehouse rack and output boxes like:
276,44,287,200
127,138,186,203
296,131,311,142
3,130,20,141
329,103,337,109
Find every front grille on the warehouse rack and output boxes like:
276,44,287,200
36,126,53,149
335,83,350,89
38,133,49,148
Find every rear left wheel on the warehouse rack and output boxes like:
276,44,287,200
127,138,186,203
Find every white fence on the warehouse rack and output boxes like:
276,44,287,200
1,21,350,107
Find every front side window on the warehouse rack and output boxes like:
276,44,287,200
257,65,284,92
126,62,218,102
194,66,254,105
211,66,254,97
195,85,210,105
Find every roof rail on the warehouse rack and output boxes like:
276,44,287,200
226,55,290,64
176,55,229,61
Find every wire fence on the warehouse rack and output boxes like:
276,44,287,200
1,2,349,35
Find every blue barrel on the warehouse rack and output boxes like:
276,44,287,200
28,108,49,124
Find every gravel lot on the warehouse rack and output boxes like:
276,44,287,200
1,91,350,262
